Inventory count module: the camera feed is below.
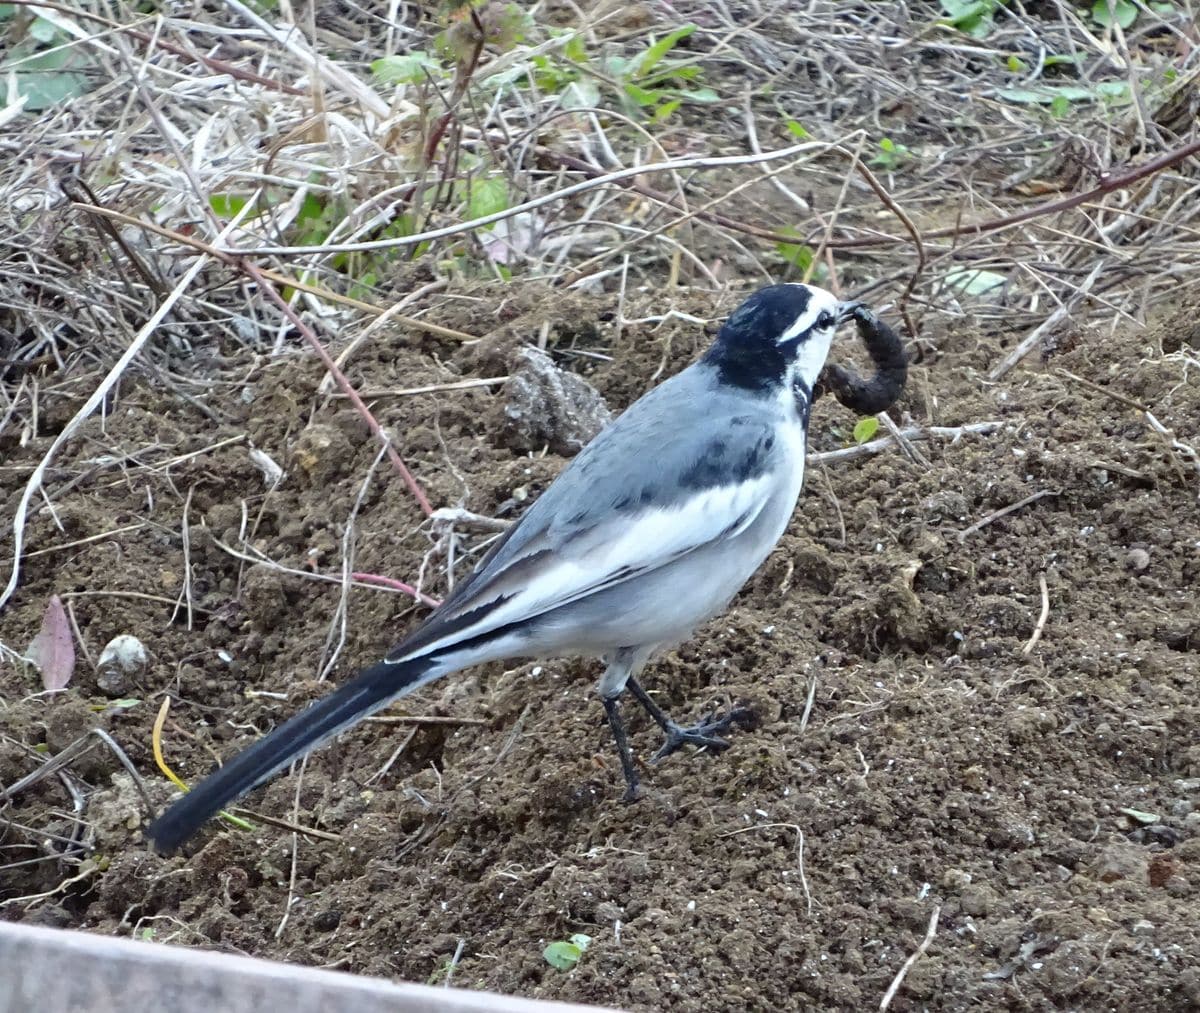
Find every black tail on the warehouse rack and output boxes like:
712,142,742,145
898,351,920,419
146,656,436,854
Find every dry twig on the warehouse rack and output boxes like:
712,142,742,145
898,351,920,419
879,906,941,1011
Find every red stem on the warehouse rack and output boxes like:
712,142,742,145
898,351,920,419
239,260,434,517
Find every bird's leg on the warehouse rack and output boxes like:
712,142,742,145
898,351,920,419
601,695,641,802
625,677,752,763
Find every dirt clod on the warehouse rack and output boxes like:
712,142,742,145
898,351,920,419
499,346,612,455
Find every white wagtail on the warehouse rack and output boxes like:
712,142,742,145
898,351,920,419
147,283,906,853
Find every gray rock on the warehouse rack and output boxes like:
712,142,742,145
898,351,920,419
498,347,611,456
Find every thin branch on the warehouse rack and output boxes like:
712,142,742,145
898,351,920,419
1022,573,1051,656
958,489,1060,542
989,261,1107,379
831,136,1200,249
66,203,479,341
879,906,941,1011
809,422,1003,465
3,0,305,95
842,149,927,335
238,259,434,517
0,238,224,610
225,142,825,255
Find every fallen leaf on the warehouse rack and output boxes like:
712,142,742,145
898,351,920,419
26,594,75,691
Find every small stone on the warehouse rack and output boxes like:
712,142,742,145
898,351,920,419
1165,875,1191,897
596,901,625,923
292,423,354,485
96,634,149,697
960,885,993,916
242,564,287,629
312,909,341,932
961,765,986,791
1089,841,1149,883
1126,547,1150,572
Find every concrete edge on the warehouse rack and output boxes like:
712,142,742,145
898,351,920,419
0,921,623,1013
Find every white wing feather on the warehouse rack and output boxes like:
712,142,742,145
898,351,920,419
396,473,775,660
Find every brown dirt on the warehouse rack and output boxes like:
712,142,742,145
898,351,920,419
2,281,1198,1011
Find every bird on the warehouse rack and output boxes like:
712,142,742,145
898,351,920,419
147,282,896,854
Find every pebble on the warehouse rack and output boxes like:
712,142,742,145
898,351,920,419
1126,547,1151,572
96,634,148,697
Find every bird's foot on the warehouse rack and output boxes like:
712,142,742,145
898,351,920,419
650,707,753,763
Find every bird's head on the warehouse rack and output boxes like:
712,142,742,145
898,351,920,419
706,283,852,395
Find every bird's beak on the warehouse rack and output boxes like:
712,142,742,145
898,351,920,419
836,300,863,324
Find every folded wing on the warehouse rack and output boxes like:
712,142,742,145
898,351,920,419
390,368,785,663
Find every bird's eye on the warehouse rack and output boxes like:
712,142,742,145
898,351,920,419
817,311,836,329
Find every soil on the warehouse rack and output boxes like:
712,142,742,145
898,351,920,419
2,279,1198,1011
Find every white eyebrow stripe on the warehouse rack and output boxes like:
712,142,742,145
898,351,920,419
776,303,822,344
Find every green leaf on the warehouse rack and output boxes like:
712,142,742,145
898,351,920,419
945,267,1007,297
998,81,1131,106
295,192,326,225
347,271,379,302
1095,80,1131,102
5,46,90,111
543,941,583,971
642,64,699,84
623,82,661,106
938,0,1001,38
1006,54,1026,72
562,79,601,107
563,34,587,62
29,16,60,43
602,54,630,77
468,177,508,221
785,120,810,139
636,23,695,78
853,417,880,444
869,137,912,169
775,239,814,272
210,193,248,219
1091,0,1137,28
1043,53,1085,67
293,193,338,246
652,98,682,121
371,51,440,86
490,3,532,50
679,86,719,103
938,0,988,21
1050,93,1071,118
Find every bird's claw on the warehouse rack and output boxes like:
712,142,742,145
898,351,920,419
650,708,753,763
